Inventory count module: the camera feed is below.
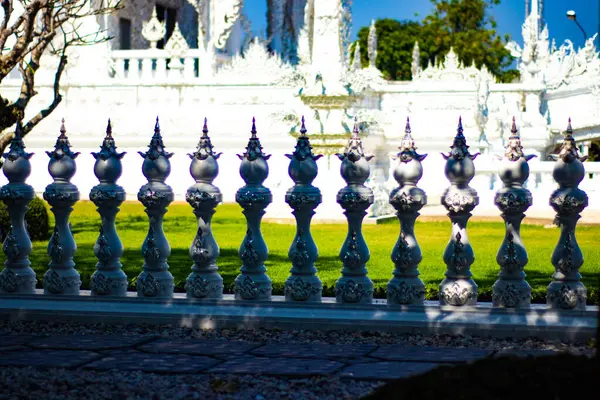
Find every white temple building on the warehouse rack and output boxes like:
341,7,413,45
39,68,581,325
1,0,599,221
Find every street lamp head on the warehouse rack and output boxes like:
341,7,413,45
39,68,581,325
566,10,577,21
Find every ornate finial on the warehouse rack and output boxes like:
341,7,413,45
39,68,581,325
299,116,307,136
238,117,270,161
502,117,534,162
395,116,426,163
286,116,322,162
352,117,360,140
138,117,174,160
202,118,209,137
92,118,125,161
251,117,257,138
154,116,160,136
188,117,221,160
142,7,166,49
556,118,587,163
59,118,67,138
337,117,372,163
46,118,80,160
510,116,517,136
3,120,33,161
442,116,478,161
106,119,113,138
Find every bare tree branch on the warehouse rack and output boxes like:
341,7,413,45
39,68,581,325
0,0,121,154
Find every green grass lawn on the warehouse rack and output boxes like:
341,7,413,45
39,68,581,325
11,201,600,304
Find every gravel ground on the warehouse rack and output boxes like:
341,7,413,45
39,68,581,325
0,320,596,399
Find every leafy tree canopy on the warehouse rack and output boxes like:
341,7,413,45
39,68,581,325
355,0,519,82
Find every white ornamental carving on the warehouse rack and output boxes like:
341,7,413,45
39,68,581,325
544,35,600,90
367,20,377,67
414,47,496,82
351,42,362,71
215,38,303,86
142,7,166,49
212,0,244,50
347,65,384,93
411,41,421,79
165,23,189,58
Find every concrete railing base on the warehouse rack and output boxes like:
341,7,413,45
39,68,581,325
0,291,597,342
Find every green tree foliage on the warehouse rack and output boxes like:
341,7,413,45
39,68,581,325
354,0,518,82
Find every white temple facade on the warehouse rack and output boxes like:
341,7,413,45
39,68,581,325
1,0,599,221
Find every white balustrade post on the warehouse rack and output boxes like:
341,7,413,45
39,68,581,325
387,118,428,305
439,117,479,307
547,119,589,310
136,118,175,298
334,118,375,304
185,119,224,299
234,118,273,301
42,120,81,295
492,118,535,308
89,120,128,296
283,117,323,302
0,122,36,294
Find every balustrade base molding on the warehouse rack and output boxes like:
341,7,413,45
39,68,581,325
0,291,596,342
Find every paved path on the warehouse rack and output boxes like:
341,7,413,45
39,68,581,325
0,334,559,381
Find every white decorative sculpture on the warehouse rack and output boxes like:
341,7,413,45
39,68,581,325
367,20,377,68
212,0,244,50
165,23,190,59
142,8,166,49
411,41,421,79
351,42,362,71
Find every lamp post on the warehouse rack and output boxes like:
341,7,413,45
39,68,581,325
566,10,588,41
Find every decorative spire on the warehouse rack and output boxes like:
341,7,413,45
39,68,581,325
46,118,80,160
92,119,126,161
3,120,33,161
188,118,222,160
368,20,378,68
502,117,535,162
442,116,479,161
286,116,322,162
238,117,270,161
395,117,426,163
352,116,360,140
411,41,421,78
337,117,373,163
251,117,257,138
557,118,587,163
351,42,363,71
138,117,174,160
299,116,307,137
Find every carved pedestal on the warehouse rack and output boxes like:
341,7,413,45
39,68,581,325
284,117,323,302
439,118,478,306
492,119,534,308
335,119,374,304
89,120,128,296
234,119,273,301
547,119,589,310
136,118,175,298
42,120,82,295
0,123,36,294
185,119,224,299
387,118,427,305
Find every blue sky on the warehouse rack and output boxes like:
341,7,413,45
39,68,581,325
243,0,599,51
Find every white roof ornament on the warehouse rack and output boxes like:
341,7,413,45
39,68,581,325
165,23,190,58
142,8,166,49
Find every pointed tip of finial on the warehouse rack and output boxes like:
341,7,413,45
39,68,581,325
511,116,517,134
59,118,67,137
251,117,257,138
352,116,360,139
153,116,161,136
566,117,573,134
106,119,113,137
457,116,463,133
405,117,411,134
202,117,208,137
300,115,307,136
14,119,22,138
